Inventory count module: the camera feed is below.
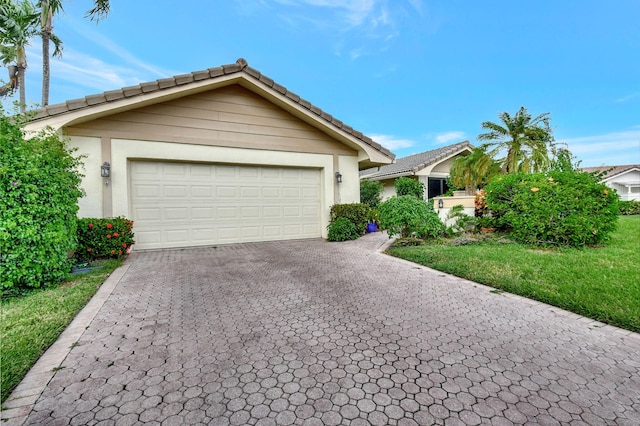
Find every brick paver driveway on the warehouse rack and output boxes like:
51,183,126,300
10,233,640,425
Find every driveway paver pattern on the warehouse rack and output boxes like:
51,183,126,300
7,233,640,425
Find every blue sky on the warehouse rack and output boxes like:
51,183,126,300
5,0,640,166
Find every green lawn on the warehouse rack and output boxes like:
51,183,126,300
388,215,640,333
1,260,122,403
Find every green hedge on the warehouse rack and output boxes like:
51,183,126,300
1,109,83,291
485,170,619,247
76,217,135,261
378,195,444,238
619,200,640,215
329,203,370,235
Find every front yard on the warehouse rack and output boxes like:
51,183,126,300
388,215,640,333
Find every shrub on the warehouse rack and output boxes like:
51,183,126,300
484,170,619,247
395,177,424,199
378,195,445,238
360,179,384,209
329,203,370,234
1,109,83,292
327,217,360,242
619,200,640,215
445,205,477,236
76,217,135,261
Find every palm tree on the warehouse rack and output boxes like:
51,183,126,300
85,0,109,21
478,106,555,174
38,0,63,106
450,146,501,193
0,0,39,112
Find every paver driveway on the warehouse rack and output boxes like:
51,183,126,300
6,233,640,425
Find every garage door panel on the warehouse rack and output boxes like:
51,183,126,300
130,162,321,249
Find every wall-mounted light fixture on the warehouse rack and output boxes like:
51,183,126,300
335,172,342,184
101,162,111,178
438,199,444,209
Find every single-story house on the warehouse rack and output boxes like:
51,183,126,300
360,141,474,200
25,58,394,250
580,165,640,201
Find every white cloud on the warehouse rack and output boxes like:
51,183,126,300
616,92,640,103
559,130,640,166
434,131,466,144
368,133,416,150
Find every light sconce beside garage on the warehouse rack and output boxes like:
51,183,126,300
101,162,111,178
335,172,342,184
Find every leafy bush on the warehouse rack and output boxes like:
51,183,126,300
327,217,360,242
619,200,640,215
360,179,384,209
378,195,445,238
445,205,477,236
1,109,83,292
484,170,619,247
76,217,135,261
330,203,370,234
395,177,424,199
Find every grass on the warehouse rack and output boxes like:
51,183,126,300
388,215,640,333
1,259,122,403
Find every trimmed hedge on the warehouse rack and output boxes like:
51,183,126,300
329,203,369,235
484,170,619,247
327,217,360,242
76,217,135,261
619,200,640,215
1,109,83,291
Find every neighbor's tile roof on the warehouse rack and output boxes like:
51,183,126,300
360,141,474,180
580,164,640,179
29,58,394,160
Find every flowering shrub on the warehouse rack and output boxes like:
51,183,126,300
474,189,487,216
484,171,619,247
76,217,135,261
1,108,83,291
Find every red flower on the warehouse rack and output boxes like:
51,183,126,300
122,243,127,248
119,250,123,255
113,232,119,237
106,234,112,239
87,248,92,252
111,250,115,254
88,223,93,229
107,223,113,229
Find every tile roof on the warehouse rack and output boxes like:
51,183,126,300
580,164,640,180
360,141,474,180
29,58,394,160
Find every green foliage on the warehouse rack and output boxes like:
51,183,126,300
330,203,369,235
327,217,360,242
378,195,445,238
619,200,640,215
360,179,384,209
0,108,83,292
450,147,501,192
484,170,619,247
395,177,424,199
76,217,135,261
445,205,477,236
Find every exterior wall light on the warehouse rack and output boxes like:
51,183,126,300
335,172,342,184
101,162,111,178
438,199,444,209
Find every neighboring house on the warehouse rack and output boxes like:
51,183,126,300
580,165,640,201
360,141,474,200
26,58,394,250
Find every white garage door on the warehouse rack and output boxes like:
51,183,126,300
130,161,322,249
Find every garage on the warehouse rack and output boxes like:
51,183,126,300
130,161,322,249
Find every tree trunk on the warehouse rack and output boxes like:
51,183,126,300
42,28,51,106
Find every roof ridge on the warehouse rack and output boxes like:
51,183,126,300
29,58,394,160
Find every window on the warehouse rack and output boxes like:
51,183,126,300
428,177,449,199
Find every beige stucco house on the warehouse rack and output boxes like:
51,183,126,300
580,165,640,201
26,58,394,250
360,141,473,200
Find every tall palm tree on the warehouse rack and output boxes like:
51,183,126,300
450,146,501,193
0,0,39,112
478,106,555,174
38,0,63,106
